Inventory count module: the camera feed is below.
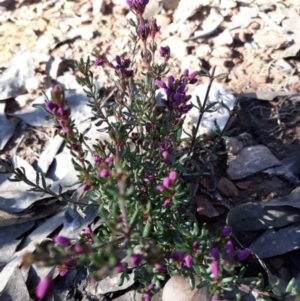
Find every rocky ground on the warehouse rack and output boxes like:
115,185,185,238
1,0,300,300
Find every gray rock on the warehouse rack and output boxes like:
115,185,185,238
0,50,34,100
227,145,281,180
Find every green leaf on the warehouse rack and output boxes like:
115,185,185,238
189,274,195,290
286,278,295,294
142,221,151,238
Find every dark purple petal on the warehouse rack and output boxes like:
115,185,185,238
171,250,185,262
236,249,250,261
177,83,186,93
115,55,122,65
167,75,175,88
222,226,232,237
45,101,58,112
210,248,219,260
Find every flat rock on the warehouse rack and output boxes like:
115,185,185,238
0,50,34,100
218,177,238,197
162,275,210,301
213,29,233,46
227,145,281,180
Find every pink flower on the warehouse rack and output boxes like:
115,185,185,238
163,199,172,208
105,156,114,164
184,255,194,268
131,254,143,266
100,169,110,178
168,171,177,181
54,236,71,247
163,177,173,188
115,262,124,273
148,283,155,291
82,184,90,192
154,263,165,273
156,184,165,192
210,261,219,278
143,293,151,301
85,227,92,235
36,276,53,299
192,241,200,250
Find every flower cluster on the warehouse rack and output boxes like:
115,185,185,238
209,226,250,279
126,0,149,16
155,71,196,119
156,171,178,208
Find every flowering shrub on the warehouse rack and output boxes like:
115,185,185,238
1,1,299,301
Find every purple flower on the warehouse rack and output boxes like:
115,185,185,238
171,250,185,262
71,141,79,151
173,93,185,107
167,75,175,88
94,155,102,164
159,46,170,60
154,263,165,273
137,23,150,41
210,261,219,278
163,199,172,208
94,58,105,66
54,236,71,247
45,101,58,113
156,184,165,192
168,171,177,181
100,169,110,178
162,150,170,160
184,255,194,268
236,249,250,261
192,241,200,250
210,248,219,260
36,276,53,299
225,241,234,254
182,103,193,114
115,262,124,273
155,80,167,89
145,170,154,182
126,0,149,15
143,293,151,301
59,259,76,277
163,177,173,188
188,72,197,84
131,254,143,266
74,242,85,253
148,283,155,291
222,226,232,237
124,69,134,78
105,156,114,165
115,55,122,65
82,184,90,192
85,227,92,235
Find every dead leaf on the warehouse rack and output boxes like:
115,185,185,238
195,195,219,218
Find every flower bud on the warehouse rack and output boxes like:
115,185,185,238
163,177,173,188
236,249,250,261
82,184,90,192
131,253,143,266
51,84,65,106
210,261,219,278
100,169,110,178
222,226,232,237
210,248,219,260
184,255,194,268
168,171,177,181
45,101,58,113
163,199,172,208
36,277,53,299
143,293,151,301
54,236,71,247
156,184,165,192
171,250,185,262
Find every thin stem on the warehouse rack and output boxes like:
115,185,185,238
188,67,216,157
